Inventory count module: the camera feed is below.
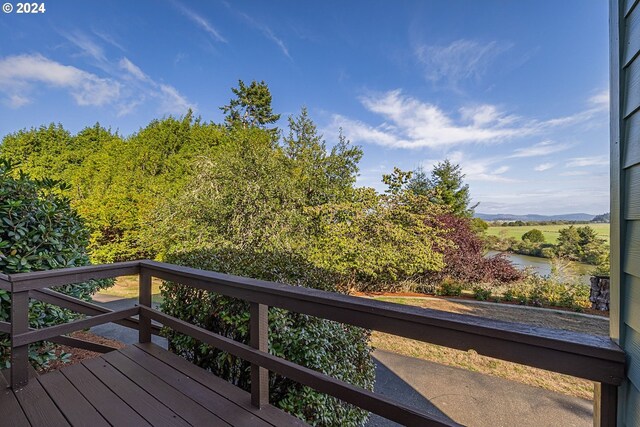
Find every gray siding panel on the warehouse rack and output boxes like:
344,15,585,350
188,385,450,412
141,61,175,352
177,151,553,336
625,276,640,333
625,382,640,427
624,3,640,67
623,220,640,277
625,56,640,118
625,166,640,218
622,110,640,168
624,324,640,390
626,0,639,17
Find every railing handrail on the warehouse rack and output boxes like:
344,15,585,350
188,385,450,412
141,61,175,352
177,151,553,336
141,260,623,362
2,260,625,426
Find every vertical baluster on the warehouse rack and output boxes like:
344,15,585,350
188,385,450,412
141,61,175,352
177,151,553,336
138,270,152,343
250,302,269,408
594,382,617,427
10,289,29,389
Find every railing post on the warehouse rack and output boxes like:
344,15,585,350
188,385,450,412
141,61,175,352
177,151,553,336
593,383,617,427
250,302,269,408
10,289,29,389
138,270,152,343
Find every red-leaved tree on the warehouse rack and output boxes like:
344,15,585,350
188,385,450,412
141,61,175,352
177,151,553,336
427,214,522,284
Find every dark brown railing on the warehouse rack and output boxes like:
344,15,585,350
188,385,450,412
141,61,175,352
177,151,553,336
1,261,626,427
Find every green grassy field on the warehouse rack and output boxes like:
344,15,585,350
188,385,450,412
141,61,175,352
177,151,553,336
486,223,610,244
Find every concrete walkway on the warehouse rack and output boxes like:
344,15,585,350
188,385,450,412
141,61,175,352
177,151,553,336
367,350,591,427
89,295,168,348
89,296,592,427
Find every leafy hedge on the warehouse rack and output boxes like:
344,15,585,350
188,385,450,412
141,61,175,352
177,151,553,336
161,246,375,426
0,160,111,368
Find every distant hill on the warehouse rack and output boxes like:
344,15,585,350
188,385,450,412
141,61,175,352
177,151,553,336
591,212,610,223
475,213,596,222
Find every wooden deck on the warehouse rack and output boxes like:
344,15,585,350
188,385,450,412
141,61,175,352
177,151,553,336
1,343,307,427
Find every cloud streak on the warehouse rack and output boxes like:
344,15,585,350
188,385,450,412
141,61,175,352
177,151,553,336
332,90,607,150
566,156,608,167
534,162,555,171
0,53,194,116
510,140,570,158
0,54,120,107
173,1,227,43
415,39,512,88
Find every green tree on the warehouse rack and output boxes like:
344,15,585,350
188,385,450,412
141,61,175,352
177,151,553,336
408,160,477,217
154,125,376,426
522,229,545,243
283,108,362,206
307,187,446,288
220,80,281,133
556,225,608,264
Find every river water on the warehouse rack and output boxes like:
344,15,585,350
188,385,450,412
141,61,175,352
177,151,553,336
486,250,594,284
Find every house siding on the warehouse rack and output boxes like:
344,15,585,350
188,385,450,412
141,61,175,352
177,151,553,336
613,0,640,424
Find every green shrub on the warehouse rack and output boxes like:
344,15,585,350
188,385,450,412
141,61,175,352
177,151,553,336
522,229,545,243
0,160,111,369
161,247,375,426
500,275,590,311
472,285,492,301
436,279,464,296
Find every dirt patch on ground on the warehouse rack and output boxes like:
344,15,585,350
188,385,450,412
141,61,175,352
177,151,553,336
38,331,126,374
369,295,609,336
355,290,609,318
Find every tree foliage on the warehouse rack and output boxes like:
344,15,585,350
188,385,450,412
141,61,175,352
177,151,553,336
408,160,477,217
154,114,377,426
556,225,608,265
427,214,522,285
0,160,110,368
221,80,281,133
522,229,545,243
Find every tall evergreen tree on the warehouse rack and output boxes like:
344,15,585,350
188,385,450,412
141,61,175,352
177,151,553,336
408,160,477,217
220,80,280,135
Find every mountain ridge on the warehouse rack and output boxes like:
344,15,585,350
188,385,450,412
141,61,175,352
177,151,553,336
475,213,596,222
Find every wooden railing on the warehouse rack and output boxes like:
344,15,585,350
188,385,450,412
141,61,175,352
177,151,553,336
1,261,626,427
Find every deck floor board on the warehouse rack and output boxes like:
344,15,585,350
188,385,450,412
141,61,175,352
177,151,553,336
37,370,110,427
60,362,152,427
134,342,308,427
2,343,308,426
13,376,70,427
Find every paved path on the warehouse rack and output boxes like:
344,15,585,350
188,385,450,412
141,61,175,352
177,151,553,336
367,350,591,427
89,296,592,427
89,295,168,348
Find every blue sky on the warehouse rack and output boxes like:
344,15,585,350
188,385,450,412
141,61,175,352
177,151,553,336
0,0,609,215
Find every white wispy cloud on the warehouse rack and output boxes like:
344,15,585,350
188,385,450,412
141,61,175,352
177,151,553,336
224,3,291,59
92,29,126,52
332,90,606,150
157,84,193,115
173,1,227,43
566,156,608,167
119,57,149,81
0,53,194,116
588,90,609,109
0,54,120,107
559,170,590,176
7,94,30,108
511,140,570,158
63,31,107,62
415,39,512,88
426,151,516,183
478,186,608,214
534,162,555,171
331,90,530,149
